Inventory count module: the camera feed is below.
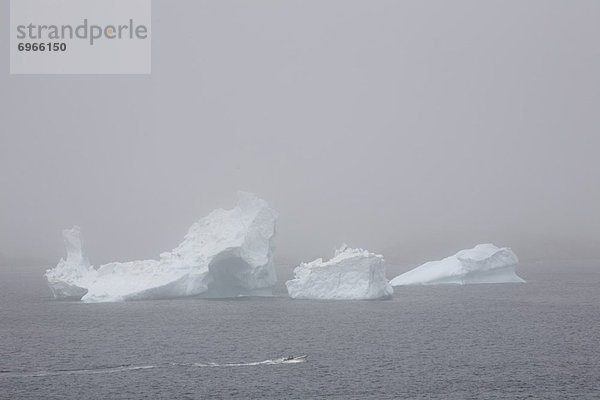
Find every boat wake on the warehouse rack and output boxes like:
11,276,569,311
0,364,155,378
0,357,307,378
192,357,306,367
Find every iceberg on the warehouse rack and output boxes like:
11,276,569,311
389,243,525,286
45,192,278,302
45,226,93,299
285,245,393,300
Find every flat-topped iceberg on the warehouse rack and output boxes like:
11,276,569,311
45,192,278,302
390,243,525,286
285,245,393,300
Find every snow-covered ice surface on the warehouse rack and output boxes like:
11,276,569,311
45,192,278,302
286,245,393,300
390,243,525,286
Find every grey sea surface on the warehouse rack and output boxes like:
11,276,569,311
1,261,599,399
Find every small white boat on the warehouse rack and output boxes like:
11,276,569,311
282,355,308,363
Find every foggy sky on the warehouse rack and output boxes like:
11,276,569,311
1,0,599,269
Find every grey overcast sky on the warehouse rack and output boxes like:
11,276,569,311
1,1,599,269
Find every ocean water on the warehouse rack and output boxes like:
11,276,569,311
1,261,599,399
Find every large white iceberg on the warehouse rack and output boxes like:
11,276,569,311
45,226,94,299
389,243,525,286
285,245,393,300
45,192,278,302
